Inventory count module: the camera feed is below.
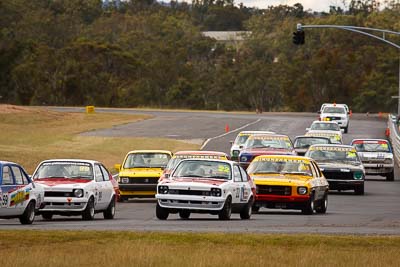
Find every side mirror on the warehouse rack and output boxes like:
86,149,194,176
306,128,310,131
114,164,121,172
239,145,243,149
317,111,321,114
161,166,166,170
165,173,170,179
340,129,345,133
229,141,234,145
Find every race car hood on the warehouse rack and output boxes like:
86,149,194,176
251,174,310,186
35,178,92,188
316,162,363,172
357,152,393,160
162,177,228,188
119,168,163,178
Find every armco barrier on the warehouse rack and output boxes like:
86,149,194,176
388,114,400,167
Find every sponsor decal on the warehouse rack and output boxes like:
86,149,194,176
175,155,224,159
257,157,309,163
249,136,290,141
309,146,355,152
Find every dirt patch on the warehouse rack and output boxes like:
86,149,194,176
0,104,37,114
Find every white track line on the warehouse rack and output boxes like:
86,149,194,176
200,119,262,150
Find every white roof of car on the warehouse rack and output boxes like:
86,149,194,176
38,159,100,165
311,120,339,125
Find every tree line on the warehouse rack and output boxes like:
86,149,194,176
1,0,400,112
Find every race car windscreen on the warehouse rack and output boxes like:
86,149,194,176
172,160,232,180
33,162,93,179
244,137,292,149
247,159,313,176
307,147,361,164
353,141,390,152
124,153,171,168
294,137,330,149
310,123,340,131
323,107,346,114
234,134,250,145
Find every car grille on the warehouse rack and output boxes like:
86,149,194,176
322,170,353,180
362,159,384,164
257,185,291,196
168,189,210,196
45,191,73,197
122,177,159,184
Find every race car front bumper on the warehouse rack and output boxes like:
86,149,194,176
119,184,157,197
254,194,310,210
156,194,225,211
327,179,364,190
362,163,393,175
40,197,88,212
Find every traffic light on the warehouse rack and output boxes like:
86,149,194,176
293,30,305,45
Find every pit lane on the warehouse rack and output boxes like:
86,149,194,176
1,108,399,234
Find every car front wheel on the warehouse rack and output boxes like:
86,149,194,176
179,210,190,219
156,202,169,220
218,196,232,220
20,201,36,225
386,170,395,181
354,185,364,195
302,193,315,215
41,213,53,221
82,198,95,220
315,193,328,214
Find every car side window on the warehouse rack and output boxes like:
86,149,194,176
233,165,242,182
2,166,14,185
100,165,110,181
94,165,104,182
311,162,321,177
239,167,248,182
11,166,25,185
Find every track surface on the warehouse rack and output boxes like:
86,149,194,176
2,108,399,234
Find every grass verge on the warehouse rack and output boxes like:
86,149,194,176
0,105,199,172
0,230,399,267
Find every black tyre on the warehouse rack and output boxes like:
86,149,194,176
82,197,95,220
41,213,53,221
218,196,232,220
354,185,364,195
302,193,315,215
344,126,348,134
19,201,35,225
156,202,169,220
315,193,328,214
240,197,253,220
103,197,116,219
386,170,395,181
179,210,190,219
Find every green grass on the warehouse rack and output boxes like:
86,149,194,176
0,105,200,172
0,231,399,266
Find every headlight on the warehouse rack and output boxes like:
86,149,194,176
211,188,222,197
384,158,393,164
119,177,129,184
240,156,248,162
297,187,308,195
73,189,84,198
158,185,169,194
353,171,363,180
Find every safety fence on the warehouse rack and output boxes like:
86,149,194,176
388,114,400,167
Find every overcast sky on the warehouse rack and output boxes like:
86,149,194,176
238,0,346,12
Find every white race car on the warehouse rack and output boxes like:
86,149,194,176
319,104,350,133
0,161,45,224
156,159,255,220
351,139,395,181
32,159,116,220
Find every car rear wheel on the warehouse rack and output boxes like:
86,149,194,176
218,196,232,220
354,185,364,195
20,201,36,225
156,202,169,220
179,210,190,219
82,198,95,220
315,193,328,214
344,126,348,134
103,197,116,219
41,213,53,221
302,193,315,215
386,170,395,181
240,197,253,220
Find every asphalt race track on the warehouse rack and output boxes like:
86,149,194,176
1,108,399,234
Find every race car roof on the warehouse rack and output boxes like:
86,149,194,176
174,150,228,156
126,150,172,155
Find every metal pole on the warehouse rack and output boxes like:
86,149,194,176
398,55,400,115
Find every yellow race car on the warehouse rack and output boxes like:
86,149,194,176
247,155,329,214
115,150,172,201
